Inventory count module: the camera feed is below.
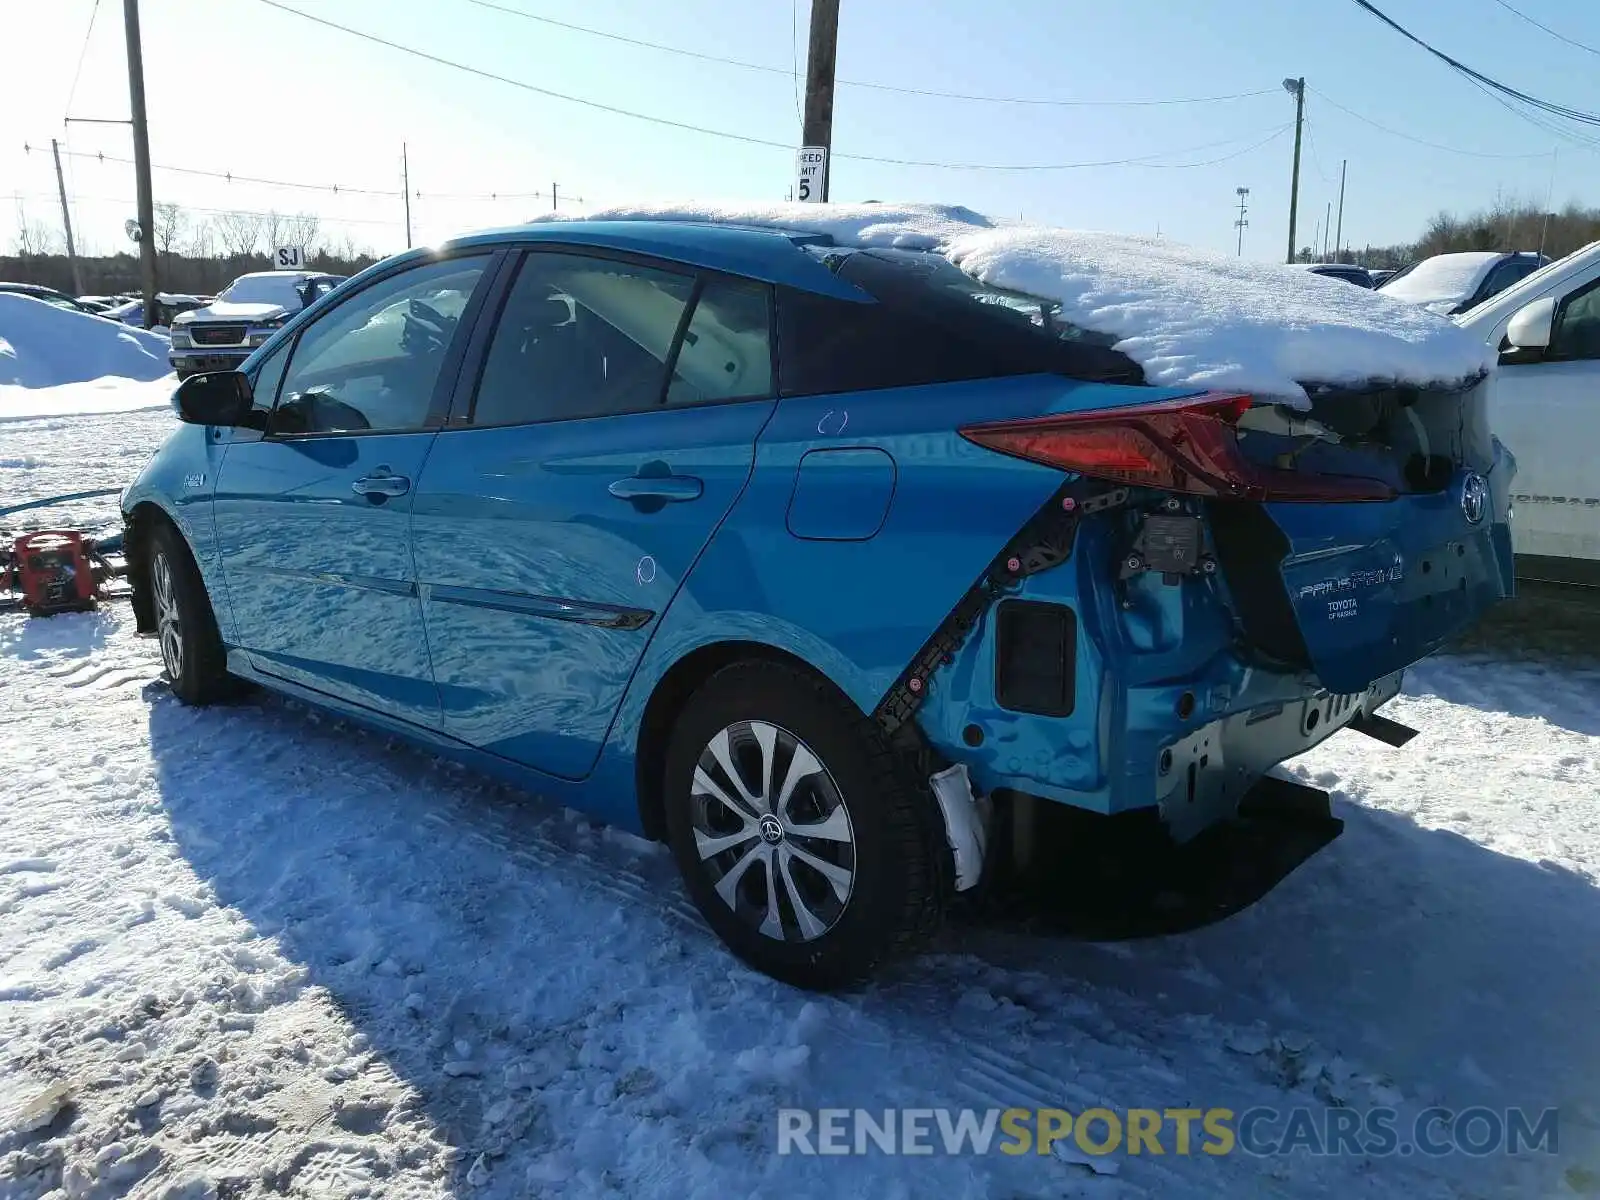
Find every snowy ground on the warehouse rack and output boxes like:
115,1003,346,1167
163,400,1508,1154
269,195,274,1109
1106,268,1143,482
3,405,1598,1199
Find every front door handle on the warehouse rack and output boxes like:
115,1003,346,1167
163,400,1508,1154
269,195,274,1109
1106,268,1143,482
608,475,703,505
352,468,411,500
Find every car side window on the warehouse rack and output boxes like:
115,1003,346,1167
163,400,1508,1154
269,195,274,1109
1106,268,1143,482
1549,278,1600,362
247,340,291,422
1480,259,1528,302
270,255,488,436
470,251,696,427
666,277,773,405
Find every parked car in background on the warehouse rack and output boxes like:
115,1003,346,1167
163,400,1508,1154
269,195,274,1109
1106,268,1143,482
1367,268,1397,287
168,271,345,378
119,216,1514,988
1454,242,1600,583
1379,251,1547,316
0,282,118,318
106,293,210,331
1293,262,1373,288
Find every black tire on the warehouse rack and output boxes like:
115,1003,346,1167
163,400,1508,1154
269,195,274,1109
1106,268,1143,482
663,660,947,990
147,521,235,705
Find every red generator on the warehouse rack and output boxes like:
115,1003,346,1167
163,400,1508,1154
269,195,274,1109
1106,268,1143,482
10,531,98,616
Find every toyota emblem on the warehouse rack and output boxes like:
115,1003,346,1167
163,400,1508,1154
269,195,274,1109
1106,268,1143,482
1460,472,1489,526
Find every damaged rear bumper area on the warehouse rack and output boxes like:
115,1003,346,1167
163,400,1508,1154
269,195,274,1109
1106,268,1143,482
1156,670,1403,842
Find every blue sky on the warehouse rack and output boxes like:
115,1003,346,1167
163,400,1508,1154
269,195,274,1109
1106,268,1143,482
3,0,1597,262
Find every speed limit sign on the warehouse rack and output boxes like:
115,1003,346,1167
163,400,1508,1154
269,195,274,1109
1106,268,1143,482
795,147,827,203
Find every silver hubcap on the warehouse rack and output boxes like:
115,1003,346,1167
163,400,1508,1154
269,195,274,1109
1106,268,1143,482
152,551,183,681
690,720,856,943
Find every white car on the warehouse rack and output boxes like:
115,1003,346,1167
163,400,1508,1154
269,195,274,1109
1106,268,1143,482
1456,242,1600,583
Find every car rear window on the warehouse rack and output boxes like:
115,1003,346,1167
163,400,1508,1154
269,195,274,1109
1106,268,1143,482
775,249,1140,397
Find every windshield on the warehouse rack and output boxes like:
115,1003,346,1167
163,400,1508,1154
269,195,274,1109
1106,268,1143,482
217,275,312,306
1379,254,1498,304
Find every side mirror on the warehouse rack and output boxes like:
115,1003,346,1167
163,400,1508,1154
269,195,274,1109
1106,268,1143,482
1506,297,1556,352
174,371,253,426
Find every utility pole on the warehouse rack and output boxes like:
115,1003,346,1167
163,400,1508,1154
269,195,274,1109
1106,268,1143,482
51,139,84,295
1322,201,1331,261
123,0,157,328
1334,158,1347,263
801,0,841,201
401,143,412,249
552,181,558,213
1234,187,1250,256
1283,77,1305,264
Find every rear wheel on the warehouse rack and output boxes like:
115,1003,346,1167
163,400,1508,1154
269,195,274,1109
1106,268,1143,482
148,522,234,705
663,660,945,989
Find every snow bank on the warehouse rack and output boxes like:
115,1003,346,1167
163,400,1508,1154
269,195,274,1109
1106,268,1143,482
0,375,175,423
0,293,173,389
553,203,1496,406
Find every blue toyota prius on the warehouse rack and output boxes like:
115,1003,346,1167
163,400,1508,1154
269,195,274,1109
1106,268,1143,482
120,219,1514,988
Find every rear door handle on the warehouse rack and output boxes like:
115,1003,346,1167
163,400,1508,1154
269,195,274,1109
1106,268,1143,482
607,475,703,504
352,469,411,499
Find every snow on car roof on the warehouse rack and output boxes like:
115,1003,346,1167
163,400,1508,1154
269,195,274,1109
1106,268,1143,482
552,202,1495,407
1378,252,1503,307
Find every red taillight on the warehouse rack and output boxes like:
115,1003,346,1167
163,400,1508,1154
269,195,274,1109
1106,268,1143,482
959,392,1395,502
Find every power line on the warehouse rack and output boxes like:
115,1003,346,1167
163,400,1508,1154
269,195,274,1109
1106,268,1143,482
1489,0,1600,57
63,0,103,123
1308,85,1556,158
254,0,797,152
24,142,588,205
1301,119,1337,184
789,1,803,125
1140,124,1291,169
463,0,1278,109
1347,0,1600,128
251,0,1290,172
832,125,1293,171
35,143,404,196
7,189,402,227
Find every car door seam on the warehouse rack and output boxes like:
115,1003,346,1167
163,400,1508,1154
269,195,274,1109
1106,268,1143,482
590,398,785,768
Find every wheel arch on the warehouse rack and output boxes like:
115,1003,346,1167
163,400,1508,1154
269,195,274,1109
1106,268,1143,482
123,499,186,634
633,639,859,842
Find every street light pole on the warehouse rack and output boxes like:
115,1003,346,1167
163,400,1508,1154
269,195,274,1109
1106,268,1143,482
1283,77,1305,264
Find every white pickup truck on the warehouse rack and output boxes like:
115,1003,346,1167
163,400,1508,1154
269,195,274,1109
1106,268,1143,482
1457,242,1600,584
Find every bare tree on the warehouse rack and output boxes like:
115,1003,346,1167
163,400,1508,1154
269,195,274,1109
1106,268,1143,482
281,212,321,255
154,202,189,258
12,202,59,257
212,210,264,258
186,220,215,259
258,210,288,252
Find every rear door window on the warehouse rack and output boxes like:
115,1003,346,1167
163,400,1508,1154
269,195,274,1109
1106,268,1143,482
666,276,773,405
469,251,699,426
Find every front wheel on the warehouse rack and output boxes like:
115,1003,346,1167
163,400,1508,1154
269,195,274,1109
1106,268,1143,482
663,660,946,990
148,522,234,705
